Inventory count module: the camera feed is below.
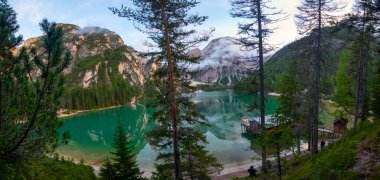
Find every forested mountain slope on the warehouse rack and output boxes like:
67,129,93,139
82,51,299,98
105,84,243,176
263,28,357,92
21,24,152,110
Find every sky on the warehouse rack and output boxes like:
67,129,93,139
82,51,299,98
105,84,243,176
8,0,355,52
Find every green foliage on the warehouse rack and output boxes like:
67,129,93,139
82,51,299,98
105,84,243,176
0,0,24,152
236,122,380,180
278,60,304,120
371,59,380,119
1,18,71,155
100,158,116,180
100,121,143,180
62,46,140,110
111,0,222,179
277,60,307,154
257,113,294,178
0,158,96,180
283,121,380,180
264,28,355,93
197,84,231,92
63,76,137,110
333,50,355,114
233,76,259,93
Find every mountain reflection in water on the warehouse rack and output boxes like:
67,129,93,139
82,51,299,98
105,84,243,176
56,90,279,176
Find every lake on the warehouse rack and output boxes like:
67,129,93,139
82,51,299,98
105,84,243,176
56,90,279,176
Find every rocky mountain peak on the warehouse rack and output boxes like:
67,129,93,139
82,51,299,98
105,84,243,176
191,36,257,85
20,23,147,89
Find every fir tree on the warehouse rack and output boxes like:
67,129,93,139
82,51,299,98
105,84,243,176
99,158,116,180
278,60,306,154
230,0,283,173
345,0,380,127
100,121,143,180
296,0,344,154
260,113,293,180
110,1,221,179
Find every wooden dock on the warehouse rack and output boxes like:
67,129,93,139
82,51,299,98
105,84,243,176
242,119,338,138
318,128,337,138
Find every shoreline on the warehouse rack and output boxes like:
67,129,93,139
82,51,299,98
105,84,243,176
268,92,281,96
57,105,123,118
58,97,138,118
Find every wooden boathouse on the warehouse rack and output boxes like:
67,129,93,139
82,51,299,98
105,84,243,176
241,116,274,135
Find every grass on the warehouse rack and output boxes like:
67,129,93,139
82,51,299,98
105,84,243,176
233,120,380,180
320,100,354,129
0,157,96,180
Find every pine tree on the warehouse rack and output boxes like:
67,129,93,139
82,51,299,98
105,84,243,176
230,0,282,172
0,0,22,130
5,19,71,155
0,0,24,154
345,0,380,127
111,1,221,179
296,0,344,154
100,121,143,180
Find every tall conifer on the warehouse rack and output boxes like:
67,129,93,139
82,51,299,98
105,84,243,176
111,1,221,179
100,121,143,180
230,0,282,172
296,0,344,154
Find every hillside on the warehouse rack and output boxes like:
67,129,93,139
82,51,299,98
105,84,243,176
0,157,96,179
233,121,380,180
22,24,151,110
282,121,380,179
263,28,357,92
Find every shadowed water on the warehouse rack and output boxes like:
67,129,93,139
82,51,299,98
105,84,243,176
56,90,279,175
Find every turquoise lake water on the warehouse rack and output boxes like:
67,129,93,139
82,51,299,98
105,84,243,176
56,90,279,174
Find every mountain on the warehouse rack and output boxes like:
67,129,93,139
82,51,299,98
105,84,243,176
23,24,148,88
21,24,151,110
263,27,357,92
191,37,260,85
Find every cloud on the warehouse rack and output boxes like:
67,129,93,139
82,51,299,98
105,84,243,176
13,0,51,24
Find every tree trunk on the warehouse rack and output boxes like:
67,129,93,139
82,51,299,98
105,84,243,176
256,0,267,173
0,60,2,129
311,0,323,155
276,140,282,180
161,7,181,179
354,7,368,128
307,115,311,151
297,133,301,154
353,66,362,127
188,144,194,180
360,34,369,123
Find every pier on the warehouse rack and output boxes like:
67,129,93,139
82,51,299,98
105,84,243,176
241,116,339,138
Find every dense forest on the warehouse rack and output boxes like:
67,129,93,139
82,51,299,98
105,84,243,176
62,47,139,110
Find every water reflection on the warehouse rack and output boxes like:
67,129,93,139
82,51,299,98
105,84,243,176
56,90,279,175
57,105,154,163
194,90,278,141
